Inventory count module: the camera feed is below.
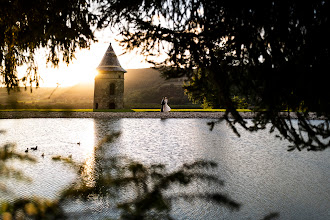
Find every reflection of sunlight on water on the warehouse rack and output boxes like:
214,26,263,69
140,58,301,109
115,119,213,170
81,155,96,187
0,118,329,220
81,131,96,187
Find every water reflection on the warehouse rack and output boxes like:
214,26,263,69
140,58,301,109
81,153,96,188
0,119,95,200
0,118,329,219
60,132,240,220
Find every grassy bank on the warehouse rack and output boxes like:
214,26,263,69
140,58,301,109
0,109,252,112
0,109,95,112
132,109,252,112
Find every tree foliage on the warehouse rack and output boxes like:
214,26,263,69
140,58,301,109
1,0,329,151
95,0,330,151
0,0,96,90
0,143,35,186
59,132,240,220
0,143,67,219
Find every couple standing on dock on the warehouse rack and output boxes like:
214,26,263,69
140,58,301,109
161,97,171,112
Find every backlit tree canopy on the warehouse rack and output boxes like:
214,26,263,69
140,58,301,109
96,0,330,151
0,0,96,90
1,0,329,151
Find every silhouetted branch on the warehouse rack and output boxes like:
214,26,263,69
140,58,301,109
0,143,36,190
58,132,240,219
261,212,280,220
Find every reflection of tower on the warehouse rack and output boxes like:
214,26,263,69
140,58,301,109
93,43,126,110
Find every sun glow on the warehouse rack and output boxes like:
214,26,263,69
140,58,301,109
21,33,154,88
37,48,100,87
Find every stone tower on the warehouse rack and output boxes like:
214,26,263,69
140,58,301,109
93,43,126,110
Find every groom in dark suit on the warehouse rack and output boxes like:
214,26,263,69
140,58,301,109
161,97,165,112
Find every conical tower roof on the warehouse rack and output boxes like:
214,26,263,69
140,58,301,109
97,43,127,72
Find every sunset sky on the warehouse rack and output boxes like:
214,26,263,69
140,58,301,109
19,30,156,88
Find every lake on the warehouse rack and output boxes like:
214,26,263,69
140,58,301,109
0,118,329,219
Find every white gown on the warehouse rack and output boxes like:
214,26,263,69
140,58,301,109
163,98,171,112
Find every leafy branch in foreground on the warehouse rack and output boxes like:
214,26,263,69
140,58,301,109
0,143,35,191
0,143,67,219
96,0,330,151
0,0,97,90
59,132,240,220
0,198,66,220
0,132,278,219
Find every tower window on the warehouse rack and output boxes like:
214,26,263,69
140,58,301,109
118,75,121,79
110,83,115,95
109,103,115,109
95,103,98,109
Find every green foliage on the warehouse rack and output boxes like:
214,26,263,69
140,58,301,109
231,96,249,109
0,0,96,90
1,0,330,150
96,0,330,151
183,69,222,108
0,198,66,220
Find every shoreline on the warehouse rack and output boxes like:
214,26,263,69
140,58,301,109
0,111,227,119
0,111,325,119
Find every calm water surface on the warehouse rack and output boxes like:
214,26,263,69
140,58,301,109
0,118,329,220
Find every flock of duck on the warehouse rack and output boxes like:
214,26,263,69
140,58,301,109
24,146,44,157
24,142,81,157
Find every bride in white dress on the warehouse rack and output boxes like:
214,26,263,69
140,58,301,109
163,97,171,112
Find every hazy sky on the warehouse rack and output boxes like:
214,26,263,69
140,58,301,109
18,29,156,87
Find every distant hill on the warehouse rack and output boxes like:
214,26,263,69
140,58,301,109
124,68,192,108
0,68,197,109
0,85,94,109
